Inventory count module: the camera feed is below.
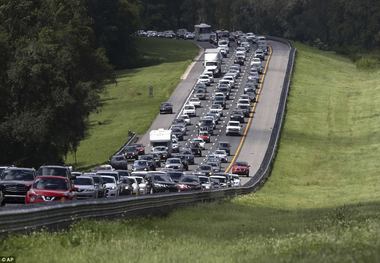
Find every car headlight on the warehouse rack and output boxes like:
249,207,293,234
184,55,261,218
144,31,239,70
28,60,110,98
111,186,116,190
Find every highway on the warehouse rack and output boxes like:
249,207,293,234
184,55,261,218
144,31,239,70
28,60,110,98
138,40,290,185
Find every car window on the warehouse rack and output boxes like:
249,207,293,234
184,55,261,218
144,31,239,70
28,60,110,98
33,178,69,190
74,177,93,185
2,169,34,181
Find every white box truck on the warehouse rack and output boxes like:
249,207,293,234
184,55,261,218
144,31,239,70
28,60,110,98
149,129,172,150
204,48,222,77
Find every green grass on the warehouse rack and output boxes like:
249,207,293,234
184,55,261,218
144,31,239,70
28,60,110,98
65,38,198,170
3,43,380,262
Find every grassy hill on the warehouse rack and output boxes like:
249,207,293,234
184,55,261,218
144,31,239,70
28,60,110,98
2,43,380,262
65,38,198,170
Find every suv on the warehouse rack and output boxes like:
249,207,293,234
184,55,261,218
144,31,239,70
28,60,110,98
36,165,73,179
160,102,173,114
0,167,36,205
110,155,129,170
123,145,139,160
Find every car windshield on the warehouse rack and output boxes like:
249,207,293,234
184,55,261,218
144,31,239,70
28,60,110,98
131,177,142,184
117,171,130,177
74,177,93,185
125,146,136,152
216,150,225,155
91,176,101,184
135,161,147,166
102,177,115,183
220,143,229,148
181,176,199,183
154,146,167,152
1,169,35,181
168,159,181,164
200,166,212,171
212,177,226,183
205,62,217,67
114,156,125,161
167,173,182,181
199,177,209,183
229,122,239,126
153,175,170,182
33,178,69,191
37,167,67,177
185,106,194,110
236,162,248,166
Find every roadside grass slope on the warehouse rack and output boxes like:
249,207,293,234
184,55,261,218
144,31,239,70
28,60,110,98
65,38,198,170
2,43,380,262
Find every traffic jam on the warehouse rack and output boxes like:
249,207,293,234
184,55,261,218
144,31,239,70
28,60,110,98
0,29,269,206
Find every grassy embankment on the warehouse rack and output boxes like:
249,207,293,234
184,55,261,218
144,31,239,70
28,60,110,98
2,43,380,262
65,38,198,170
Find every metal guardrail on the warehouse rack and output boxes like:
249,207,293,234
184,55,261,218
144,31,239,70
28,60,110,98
112,131,138,157
0,38,296,235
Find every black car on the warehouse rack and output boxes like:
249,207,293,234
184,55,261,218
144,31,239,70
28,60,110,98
190,141,202,157
160,102,173,114
166,171,184,183
230,110,245,123
123,145,139,160
218,141,231,155
110,155,129,170
145,173,178,194
0,167,36,205
179,148,195,165
119,177,134,195
177,175,202,192
197,164,213,176
234,56,245,65
171,126,185,141
139,154,161,168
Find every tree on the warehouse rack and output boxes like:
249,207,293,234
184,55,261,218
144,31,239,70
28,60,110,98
0,0,112,167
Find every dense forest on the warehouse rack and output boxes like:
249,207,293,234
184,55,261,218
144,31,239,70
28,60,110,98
140,0,380,50
0,0,378,167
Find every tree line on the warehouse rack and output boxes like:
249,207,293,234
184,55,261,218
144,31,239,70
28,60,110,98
139,0,380,50
0,0,139,167
1,0,377,167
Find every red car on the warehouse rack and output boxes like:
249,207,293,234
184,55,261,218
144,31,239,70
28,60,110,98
231,161,250,176
132,144,145,155
25,176,76,204
198,131,210,143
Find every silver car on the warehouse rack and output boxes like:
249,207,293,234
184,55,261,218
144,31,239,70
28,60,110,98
101,175,119,197
73,176,99,199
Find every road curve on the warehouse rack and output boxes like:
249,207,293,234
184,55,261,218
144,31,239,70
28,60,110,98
237,40,290,182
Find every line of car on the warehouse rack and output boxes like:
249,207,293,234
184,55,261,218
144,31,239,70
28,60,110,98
0,30,269,207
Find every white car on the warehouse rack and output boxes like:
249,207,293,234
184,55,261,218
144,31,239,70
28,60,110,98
231,174,241,187
100,175,119,197
218,79,231,89
213,149,228,163
250,58,262,68
203,70,214,82
189,97,201,108
223,75,235,88
179,114,191,125
236,47,246,54
183,104,196,116
210,104,223,116
197,75,211,86
226,121,242,135
238,99,251,106
192,138,206,149
128,176,147,195
236,51,246,60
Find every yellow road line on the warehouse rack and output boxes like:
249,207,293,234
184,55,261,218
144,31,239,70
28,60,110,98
225,46,273,173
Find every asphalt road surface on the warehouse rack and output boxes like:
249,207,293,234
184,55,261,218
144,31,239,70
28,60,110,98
138,40,291,185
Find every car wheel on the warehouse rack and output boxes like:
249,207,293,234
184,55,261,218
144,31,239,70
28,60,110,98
0,191,4,206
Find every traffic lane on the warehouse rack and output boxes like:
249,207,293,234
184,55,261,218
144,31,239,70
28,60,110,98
184,50,259,171
138,50,205,146
237,41,290,180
